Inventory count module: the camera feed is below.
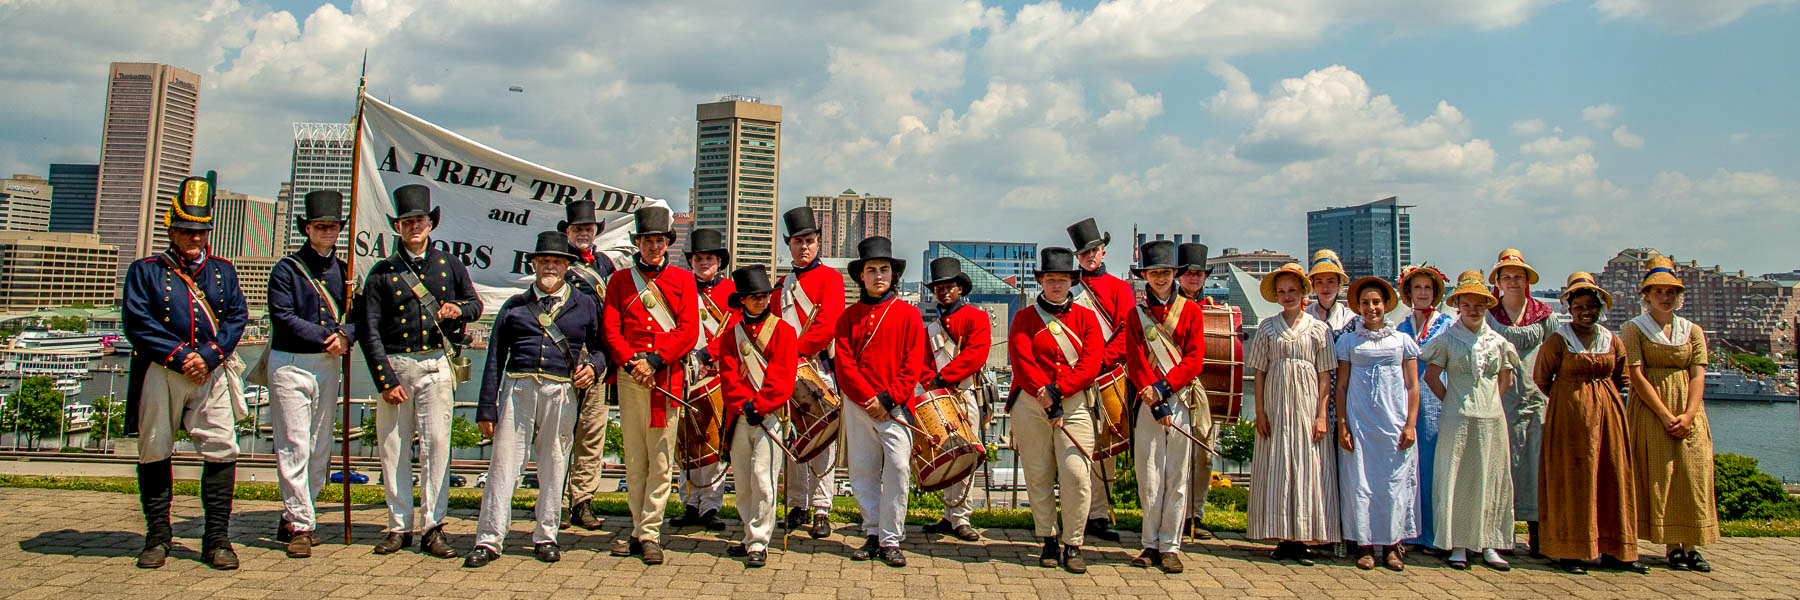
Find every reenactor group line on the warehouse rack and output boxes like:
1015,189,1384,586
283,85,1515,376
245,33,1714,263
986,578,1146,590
125,172,1714,577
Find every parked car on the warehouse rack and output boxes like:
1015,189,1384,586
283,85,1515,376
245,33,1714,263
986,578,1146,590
448,473,468,488
329,469,368,485
475,472,488,488
521,473,539,489
616,479,629,493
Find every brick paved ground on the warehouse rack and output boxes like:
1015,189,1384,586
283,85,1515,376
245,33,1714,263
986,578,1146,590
0,487,1795,599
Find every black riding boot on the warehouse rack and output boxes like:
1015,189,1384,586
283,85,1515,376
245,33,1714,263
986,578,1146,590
200,462,239,570
136,459,174,568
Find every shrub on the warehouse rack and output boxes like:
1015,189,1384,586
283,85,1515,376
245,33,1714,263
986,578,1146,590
1207,484,1248,512
1715,453,1800,521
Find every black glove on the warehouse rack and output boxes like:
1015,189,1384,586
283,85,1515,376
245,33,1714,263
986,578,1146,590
689,348,711,365
741,400,763,427
1044,385,1065,420
877,391,898,412
930,375,954,391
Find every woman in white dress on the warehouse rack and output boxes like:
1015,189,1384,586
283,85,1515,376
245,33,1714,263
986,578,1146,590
1422,270,1523,571
1334,276,1422,571
1247,263,1340,566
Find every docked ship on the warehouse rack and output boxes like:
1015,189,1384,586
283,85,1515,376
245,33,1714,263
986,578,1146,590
1705,368,1795,403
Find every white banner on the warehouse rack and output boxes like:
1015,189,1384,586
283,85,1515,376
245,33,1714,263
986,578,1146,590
352,92,663,314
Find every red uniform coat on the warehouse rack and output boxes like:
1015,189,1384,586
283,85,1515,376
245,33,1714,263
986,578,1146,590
834,296,928,410
718,314,798,421
922,301,991,389
773,261,845,359
1125,294,1208,400
1007,301,1106,410
601,259,700,427
697,275,739,360
1077,270,1134,367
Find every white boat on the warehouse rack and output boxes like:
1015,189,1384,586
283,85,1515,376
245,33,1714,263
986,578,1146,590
53,378,80,396
14,329,109,360
1,342,93,380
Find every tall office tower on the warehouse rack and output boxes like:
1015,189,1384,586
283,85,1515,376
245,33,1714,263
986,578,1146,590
47,164,99,233
0,175,54,232
287,122,355,252
211,189,277,258
94,62,200,281
693,96,781,269
806,189,893,258
1306,196,1412,282
274,182,293,254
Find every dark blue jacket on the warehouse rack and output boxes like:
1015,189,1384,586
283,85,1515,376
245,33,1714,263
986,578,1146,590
268,245,356,353
121,251,248,435
477,287,608,423
355,246,482,392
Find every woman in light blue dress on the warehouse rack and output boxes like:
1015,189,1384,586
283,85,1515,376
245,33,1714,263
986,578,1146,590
1334,276,1422,571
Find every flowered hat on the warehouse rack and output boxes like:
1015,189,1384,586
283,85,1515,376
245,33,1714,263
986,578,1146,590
1446,270,1498,308
1560,271,1614,310
1260,262,1312,303
1307,249,1348,284
1487,248,1540,285
1639,256,1685,292
1397,264,1449,308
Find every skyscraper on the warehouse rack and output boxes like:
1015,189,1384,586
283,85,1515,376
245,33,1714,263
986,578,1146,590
806,189,893,258
924,241,1038,293
693,96,780,269
94,62,200,281
0,175,53,232
47,163,98,233
211,189,277,258
274,181,293,254
286,122,355,253
1306,196,1412,282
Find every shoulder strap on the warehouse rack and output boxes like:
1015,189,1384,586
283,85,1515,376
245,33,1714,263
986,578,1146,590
628,267,679,332
1034,305,1082,366
157,253,219,335
394,255,462,355
568,263,606,299
733,322,773,389
1071,281,1115,339
283,256,345,321
1136,299,1186,378
699,289,729,340
779,272,818,337
525,294,576,367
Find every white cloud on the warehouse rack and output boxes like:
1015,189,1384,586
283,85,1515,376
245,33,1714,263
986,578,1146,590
1612,125,1645,148
1520,135,1596,156
1095,81,1164,131
1730,131,1753,144
1510,119,1547,136
1581,104,1619,126
1205,59,1261,119
1592,0,1797,33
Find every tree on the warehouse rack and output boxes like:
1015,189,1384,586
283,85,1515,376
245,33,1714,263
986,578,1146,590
1217,420,1256,471
450,415,483,449
604,421,623,458
11,377,65,448
47,316,88,333
89,395,127,444
1729,353,1778,377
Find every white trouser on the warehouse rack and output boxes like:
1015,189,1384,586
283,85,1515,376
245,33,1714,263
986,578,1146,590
1135,400,1194,553
619,376,680,541
137,363,239,463
1012,391,1094,547
375,351,454,533
785,441,836,514
844,401,912,547
730,415,782,552
679,462,727,512
1190,420,1219,519
269,351,341,532
940,388,981,527
474,377,577,550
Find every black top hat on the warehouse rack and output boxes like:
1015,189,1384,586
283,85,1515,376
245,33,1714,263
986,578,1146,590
1065,218,1110,253
687,228,730,266
925,257,973,295
389,184,440,227
728,265,777,309
296,190,347,233
848,236,907,281
165,173,217,231
1130,240,1180,278
526,231,581,263
782,207,819,240
631,206,676,242
557,199,603,232
1035,246,1080,277
1178,242,1211,274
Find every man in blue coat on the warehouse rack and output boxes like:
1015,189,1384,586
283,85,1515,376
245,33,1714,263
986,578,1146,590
122,173,249,570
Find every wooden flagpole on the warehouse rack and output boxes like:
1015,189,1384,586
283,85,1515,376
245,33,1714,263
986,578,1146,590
342,50,367,546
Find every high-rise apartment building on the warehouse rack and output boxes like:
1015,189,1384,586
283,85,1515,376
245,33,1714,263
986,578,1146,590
211,189,277,258
0,175,53,232
286,123,355,253
1306,196,1412,282
47,164,98,233
671,211,694,257
94,62,200,281
693,96,780,269
0,232,119,312
274,182,293,255
806,189,893,258
1599,248,1800,353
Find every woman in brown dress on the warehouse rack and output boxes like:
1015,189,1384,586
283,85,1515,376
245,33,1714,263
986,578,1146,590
1620,256,1718,572
1534,273,1647,575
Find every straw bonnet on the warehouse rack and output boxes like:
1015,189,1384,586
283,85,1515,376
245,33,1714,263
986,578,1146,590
1260,262,1313,303
1559,271,1614,310
1347,276,1398,308
1639,255,1685,292
1446,269,1498,308
1398,264,1449,308
1307,249,1348,284
1487,248,1540,285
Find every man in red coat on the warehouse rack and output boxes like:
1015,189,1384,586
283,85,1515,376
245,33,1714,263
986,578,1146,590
600,206,700,565
918,257,991,542
670,228,735,531
835,236,927,568
774,207,844,539
1125,240,1210,574
1008,246,1107,573
1067,217,1130,542
714,265,796,569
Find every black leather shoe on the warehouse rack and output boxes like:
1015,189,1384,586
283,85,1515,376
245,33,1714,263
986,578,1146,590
570,500,603,530
463,545,499,568
850,536,879,561
1132,548,1160,568
952,524,980,542
809,514,831,539
373,532,412,555
1085,518,1121,542
1039,537,1061,568
136,542,170,569
1188,517,1213,539
534,542,561,563
784,507,806,530
612,538,641,557
880,546,907,567
1666,549,1690,571
727,543,748,557
1687,550,1711,573
1559,559,1588,574
1600,555,1649,574
202,546,239,570
641,540,664,565
670,505,700,527
277,515,294,542
746,550,767,568
1159,551,1185,574
1061,545,1086,574
700,509,726,531
420,525,458,558
1293,546,1317,567
922,519,952,534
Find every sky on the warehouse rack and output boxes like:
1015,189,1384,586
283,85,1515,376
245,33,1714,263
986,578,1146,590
2,0,1795,282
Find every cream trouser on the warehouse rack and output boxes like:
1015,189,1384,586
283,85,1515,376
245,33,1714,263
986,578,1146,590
268,350,341,532
844,401,913,547
137,363,239,463
619,376,680,541
562,383,611,507
375,351,454,533
679,462,727,512
730,415,782,551
1135,400,1195,553
1012,391,1094,546
474,377,578,550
